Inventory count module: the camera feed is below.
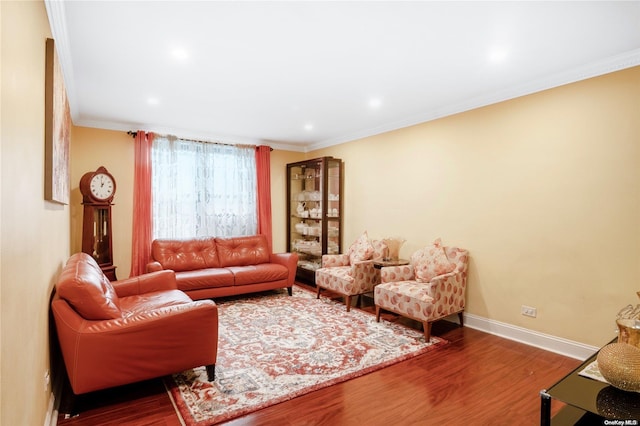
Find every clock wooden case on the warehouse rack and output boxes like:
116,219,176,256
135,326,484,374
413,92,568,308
79,166,117,280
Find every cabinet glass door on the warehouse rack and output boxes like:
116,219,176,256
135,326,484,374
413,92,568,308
326,158,341,255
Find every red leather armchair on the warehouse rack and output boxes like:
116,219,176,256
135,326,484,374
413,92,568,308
51,253,218,396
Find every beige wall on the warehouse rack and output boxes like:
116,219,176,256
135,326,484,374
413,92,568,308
309,67,640,347
1,2,71,425
3,3,635,422
270,150,305,251
70,127,134,278
70,68,639,349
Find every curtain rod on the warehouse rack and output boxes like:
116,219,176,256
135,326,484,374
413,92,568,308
126,131,272,151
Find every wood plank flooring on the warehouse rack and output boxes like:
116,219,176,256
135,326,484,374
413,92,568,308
57,284,582,426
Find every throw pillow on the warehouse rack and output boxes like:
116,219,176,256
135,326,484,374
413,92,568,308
348,231,374,264
413,238,455,283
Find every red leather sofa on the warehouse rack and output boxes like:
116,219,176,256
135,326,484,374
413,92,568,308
51,252,218,396
146,234,298,300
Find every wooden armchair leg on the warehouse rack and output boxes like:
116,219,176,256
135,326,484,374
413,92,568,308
422,322,433,342
375,305,382,322
316,286,321,299
345,295,352,312
458,312,464,327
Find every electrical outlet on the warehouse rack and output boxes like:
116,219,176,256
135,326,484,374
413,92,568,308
44,370,50,392
521,305,537,318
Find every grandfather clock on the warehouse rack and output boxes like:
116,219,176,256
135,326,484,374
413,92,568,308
79,166,117,280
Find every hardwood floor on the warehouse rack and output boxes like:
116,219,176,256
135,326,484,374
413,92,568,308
57,283,581,426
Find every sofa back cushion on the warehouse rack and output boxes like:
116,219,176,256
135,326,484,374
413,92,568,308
215,235,270,267
152,238,221,272
56,253,121,320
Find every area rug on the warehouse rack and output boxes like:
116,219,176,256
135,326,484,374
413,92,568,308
166,286,448,425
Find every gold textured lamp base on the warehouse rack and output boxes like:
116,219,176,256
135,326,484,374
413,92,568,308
597,343,640,392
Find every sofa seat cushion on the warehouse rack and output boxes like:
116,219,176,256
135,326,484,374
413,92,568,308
227,264,288,286
315,266,357,294
119,289,194,317
175,268,235,292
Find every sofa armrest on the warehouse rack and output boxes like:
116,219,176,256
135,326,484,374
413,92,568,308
350,260,382,290
351,259,374,271
426,271,467,313
270,252,299,286
321,254,350,267
112,270,178,297
83,300,217,333
270,252,298,269
380,264,415,283
146,261,164,273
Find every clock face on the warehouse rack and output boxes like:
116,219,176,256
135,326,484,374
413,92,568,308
89,173,115,200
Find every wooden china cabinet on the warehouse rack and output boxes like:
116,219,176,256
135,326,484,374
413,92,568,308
286,157,343,283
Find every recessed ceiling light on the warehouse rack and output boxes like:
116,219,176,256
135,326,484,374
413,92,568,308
368,97,382,109
147,97,159,106
171,48,189,61
304,123,314,131
488,48,508,63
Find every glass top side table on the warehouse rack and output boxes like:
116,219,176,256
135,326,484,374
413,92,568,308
373,259,409,269
540,337,640,425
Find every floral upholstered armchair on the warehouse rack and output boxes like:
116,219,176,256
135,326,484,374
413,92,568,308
374,238,469,341
315,231,388,311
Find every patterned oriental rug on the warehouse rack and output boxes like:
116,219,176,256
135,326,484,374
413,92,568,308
165,286,448,425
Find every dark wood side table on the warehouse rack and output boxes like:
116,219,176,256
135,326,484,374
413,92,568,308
540,337,640,425
373,259,409,269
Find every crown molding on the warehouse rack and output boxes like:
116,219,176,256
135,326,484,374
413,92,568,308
44,1,639,154
44,0,79,123
307,48,640,152
74,117,307,152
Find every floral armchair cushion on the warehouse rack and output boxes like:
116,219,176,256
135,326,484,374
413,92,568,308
411,238,455,283
348,231,375,264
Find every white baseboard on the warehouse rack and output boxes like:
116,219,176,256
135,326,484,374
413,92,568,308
44,366,65,426
460,313,599,360
44,391,57,426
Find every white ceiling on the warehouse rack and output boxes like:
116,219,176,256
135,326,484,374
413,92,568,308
46,1,640,152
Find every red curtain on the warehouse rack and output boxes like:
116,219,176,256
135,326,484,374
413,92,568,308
129,131,154,277
255,145,273,251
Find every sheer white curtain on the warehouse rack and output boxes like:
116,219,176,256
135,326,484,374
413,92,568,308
152,135,257,239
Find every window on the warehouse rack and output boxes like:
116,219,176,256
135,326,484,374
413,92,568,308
151,135,257,239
